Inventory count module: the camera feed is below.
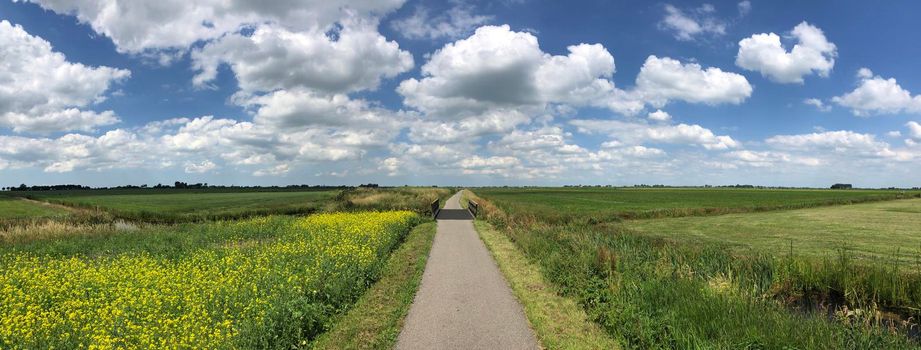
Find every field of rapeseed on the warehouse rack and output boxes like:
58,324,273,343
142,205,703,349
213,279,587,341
0,211,419,349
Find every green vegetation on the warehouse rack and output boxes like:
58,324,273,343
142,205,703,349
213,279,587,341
0,212,423,348
474,219,619,349
0,196,70,221
475,187,921,223
314,222,437,350
469,189,921,349
16,190,337,223
630,198,921,264
329,187,453,215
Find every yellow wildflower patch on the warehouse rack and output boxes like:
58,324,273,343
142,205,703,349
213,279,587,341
0,211,418,349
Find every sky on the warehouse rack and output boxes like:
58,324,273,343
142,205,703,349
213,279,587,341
0,0,920,188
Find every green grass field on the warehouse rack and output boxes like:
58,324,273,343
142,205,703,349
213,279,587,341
469,188,921,349
0,196,70,220
475,187,920,222
629,198,921,264
17,190,338,223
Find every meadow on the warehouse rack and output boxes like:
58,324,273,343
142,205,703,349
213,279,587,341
629,198,921,264
0,187,452,348
0,196,70,221
475,187,920,223
468,188,921,349
12,189,338,223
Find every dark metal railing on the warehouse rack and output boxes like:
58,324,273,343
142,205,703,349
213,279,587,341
467,200,478,218
431,199,440,218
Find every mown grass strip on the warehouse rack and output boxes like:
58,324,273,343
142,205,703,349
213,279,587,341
474,219,619,349
313,222,437,350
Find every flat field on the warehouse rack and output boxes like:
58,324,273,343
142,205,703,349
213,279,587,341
18,190,338,222
629,198,921,264
475,187,919,221
0,196,69,220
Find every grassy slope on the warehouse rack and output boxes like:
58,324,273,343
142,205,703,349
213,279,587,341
475,187,920,221
313,222,436,350
474,220,619,350
629,198,921,264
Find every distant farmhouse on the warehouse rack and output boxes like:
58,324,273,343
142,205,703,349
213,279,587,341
830,183,853,189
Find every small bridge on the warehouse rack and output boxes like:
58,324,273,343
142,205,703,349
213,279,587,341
435,209,474,220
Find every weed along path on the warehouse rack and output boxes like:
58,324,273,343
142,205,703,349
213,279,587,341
396,192,539,350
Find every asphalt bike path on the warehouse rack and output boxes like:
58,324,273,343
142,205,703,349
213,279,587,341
396,192,539,349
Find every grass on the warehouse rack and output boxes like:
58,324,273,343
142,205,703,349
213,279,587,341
313,222,436,350
328,187,453,215
629,198,921,264
0,196,70,221
15,190,337,223
468,189,921,348
474,219,619,349
475,187,921,223
0,212,422,348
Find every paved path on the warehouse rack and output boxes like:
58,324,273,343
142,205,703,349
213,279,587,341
396,192,539,350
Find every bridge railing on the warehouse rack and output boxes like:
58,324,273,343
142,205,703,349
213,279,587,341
431,199,440,218
467,200,478,218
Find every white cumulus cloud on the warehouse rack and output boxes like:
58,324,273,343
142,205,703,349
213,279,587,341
16,0,406,54
832,68,921,116
0,20,129,133
636,55,752,107
192,21,413,94
736,21,836,84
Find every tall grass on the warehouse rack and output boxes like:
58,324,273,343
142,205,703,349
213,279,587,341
467,190,920,348
327,187,453,215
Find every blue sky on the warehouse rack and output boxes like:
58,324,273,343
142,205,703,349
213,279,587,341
1,0,920,187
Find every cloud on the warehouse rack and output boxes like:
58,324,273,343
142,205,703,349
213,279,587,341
192,21,413,94
648,109,672,122
635,55,752,107
398,25,641,118
907,121,921,140
764,130,918,163
16,0,407,54
399,26,750,121
571,119,739,150
0,20,129,133
390,3,492,40
253,164,290,176
725,150,821,167
184,160,217,173
233,89,402,130
832,68,921,116
659,4,726,41
407,109,531,144
736,21,836,83
737,1,752,16
803,98,831,112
